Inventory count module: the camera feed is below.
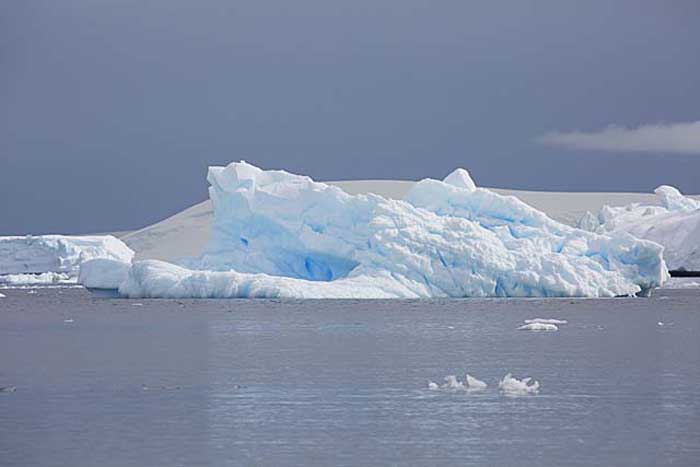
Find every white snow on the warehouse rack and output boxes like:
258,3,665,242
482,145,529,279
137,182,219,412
427,374,487,392
0,235,134,285
662,278,700,289
443,168,477,192
517,322,559,331
499,373,540,395
579,185,700,271
0,272,74,286
118,162,668,298
120,182,697,264
77,258,131,289
465,374,488,391
524,318,568,325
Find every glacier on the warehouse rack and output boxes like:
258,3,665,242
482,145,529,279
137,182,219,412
117,161,668,299
0,235,133,285
578,185,700,271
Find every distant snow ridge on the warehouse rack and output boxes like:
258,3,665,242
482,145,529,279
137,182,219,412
428,374,487,392
578,185,700,271
118,161,668,298
499,373,540,395
0,235,133,286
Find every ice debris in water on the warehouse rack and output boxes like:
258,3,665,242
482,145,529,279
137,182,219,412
0,293,5,298
0,386,17,393
524,318,568,325
499,373,540,395
118,161,668,299
428,374,487,392
518,322,558,331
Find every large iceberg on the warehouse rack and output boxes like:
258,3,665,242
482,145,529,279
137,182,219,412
578,186,700,271
0,235,134,285
117,162,668,298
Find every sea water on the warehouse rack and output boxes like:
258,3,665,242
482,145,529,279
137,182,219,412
1,287,699,466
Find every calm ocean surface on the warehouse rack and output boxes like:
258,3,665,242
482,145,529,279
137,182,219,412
1,286,699,466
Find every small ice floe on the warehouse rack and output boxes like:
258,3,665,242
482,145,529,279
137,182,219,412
524,318,568,325
131,303,144,307
518,322,558,331
499,373,540,396
0,386,17,393
27,290,37,295
142,384,180,391
465,374,488,392
63,319,74,323
427,374,487,392
0,292,5,298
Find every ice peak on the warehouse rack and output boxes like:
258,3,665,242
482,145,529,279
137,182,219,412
654,185,700,212
443,168,476,192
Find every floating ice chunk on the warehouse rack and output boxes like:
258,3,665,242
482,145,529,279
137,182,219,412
64,319,74,323
499,373,540,395
0,292,4,298
442,375,465,390
465,374,488,392
524,318,568,325
78,258,131,289
428,374,487,392
0,386,17,393
518,322,558,331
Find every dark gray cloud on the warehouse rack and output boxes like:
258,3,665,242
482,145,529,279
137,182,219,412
2,0,699,234
539,122,700,155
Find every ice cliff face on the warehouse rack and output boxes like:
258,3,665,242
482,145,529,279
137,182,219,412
118,161,668,298
0,235,133,280
579,186,700,271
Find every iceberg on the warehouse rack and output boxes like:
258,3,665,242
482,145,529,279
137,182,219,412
0,235,133,285
499,373,540,395
578,186,700,271
427,374,487,392
78,258,132,289
517,322,558,331
524,318,568,325
119,161,668,298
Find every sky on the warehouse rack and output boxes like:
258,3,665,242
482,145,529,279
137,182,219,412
2,0,699,234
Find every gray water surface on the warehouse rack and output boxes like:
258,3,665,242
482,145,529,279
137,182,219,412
1,288,699,466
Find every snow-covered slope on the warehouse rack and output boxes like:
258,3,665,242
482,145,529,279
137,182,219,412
579,186,700,271
117,162,667,298
0,235,134,284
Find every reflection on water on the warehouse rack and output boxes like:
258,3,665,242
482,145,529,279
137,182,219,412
1,288,699,466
